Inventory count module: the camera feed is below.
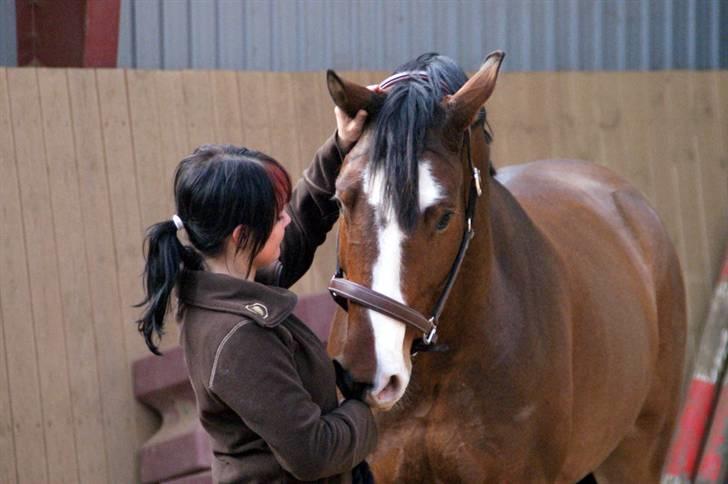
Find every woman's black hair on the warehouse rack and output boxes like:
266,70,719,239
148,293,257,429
135,144,291,355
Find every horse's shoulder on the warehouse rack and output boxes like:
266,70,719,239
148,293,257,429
495,159,624,194
495,158,669,291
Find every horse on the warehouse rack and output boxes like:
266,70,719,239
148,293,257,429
324,51,686,483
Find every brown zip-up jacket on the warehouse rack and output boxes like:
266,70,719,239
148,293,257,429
178,135,377,483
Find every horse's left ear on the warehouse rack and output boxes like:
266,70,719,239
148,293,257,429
327,70,386,119
443,51,505,142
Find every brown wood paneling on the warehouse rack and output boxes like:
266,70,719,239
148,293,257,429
95,69,159,454
0,306,16,484
127,70,167,228
693,72,728,287
182,70,216,146
614,72,655,200
36,67,101,483
154,70,189,178
237,71,273,153
0,69,726,482
290,72,328,293
0,67,21,484
301,71,339,292
264,72,312,294
6,68,60,484
67,68,139,484
212,70,245,144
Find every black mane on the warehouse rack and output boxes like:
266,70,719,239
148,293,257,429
369,53,473,232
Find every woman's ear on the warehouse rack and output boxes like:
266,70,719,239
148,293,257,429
230,225,247,250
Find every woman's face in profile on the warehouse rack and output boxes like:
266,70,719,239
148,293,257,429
253,209,291,269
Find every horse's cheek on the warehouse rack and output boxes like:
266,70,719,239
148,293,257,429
326,308,349,357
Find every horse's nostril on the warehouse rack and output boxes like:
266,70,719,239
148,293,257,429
375,374,401,402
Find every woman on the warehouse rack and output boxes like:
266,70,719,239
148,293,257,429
136,108,376,483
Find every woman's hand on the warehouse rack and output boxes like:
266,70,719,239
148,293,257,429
335,107,368,153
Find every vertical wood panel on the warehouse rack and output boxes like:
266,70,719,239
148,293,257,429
614,72,655,200
0,68,20,484
490,73,558,166
67,68,139,484
127,70,167,227
37,67,103,484
95,69,156,449
237,71,273,154
1,68,727,481
154,71,189,173
662,71,709,342
262,72,298,167
127,69,183,352
262,72,307,291
693,71,728,285
5,68,55,484
211,70,245,144
0,304,16,483
182,70,216,145
290,72,334,293
591,73,624,174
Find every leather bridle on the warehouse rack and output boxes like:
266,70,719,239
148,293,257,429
328,126,483,354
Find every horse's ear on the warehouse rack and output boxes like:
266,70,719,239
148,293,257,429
327,70,386,118
443,51,505,142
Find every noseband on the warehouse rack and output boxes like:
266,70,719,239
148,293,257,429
328,115,483,354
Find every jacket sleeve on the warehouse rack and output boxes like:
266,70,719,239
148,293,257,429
256,133,345,288
209,324,377,481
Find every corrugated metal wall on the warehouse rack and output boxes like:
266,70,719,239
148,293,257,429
0,0,16,67
116,0,727,72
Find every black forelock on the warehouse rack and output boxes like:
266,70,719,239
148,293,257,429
369,54,470,232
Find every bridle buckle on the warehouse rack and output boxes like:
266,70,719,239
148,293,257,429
424,320,438,345
473,166,483,197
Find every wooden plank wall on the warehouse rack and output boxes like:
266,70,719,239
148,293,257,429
0,68,725,482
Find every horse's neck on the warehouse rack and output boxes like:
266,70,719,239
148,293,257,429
435,176,558,361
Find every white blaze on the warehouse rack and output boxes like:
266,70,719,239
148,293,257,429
364,161,443,404
418,161,444,211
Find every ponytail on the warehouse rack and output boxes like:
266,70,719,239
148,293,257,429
137,143,292,354
135,218,202,355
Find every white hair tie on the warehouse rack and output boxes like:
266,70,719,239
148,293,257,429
171,214,184,231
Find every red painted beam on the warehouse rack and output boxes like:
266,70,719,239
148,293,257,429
663,247,728,482
83,0,121,67
15,0,120,67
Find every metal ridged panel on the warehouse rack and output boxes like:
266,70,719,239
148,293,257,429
116,0,725,72
1,0,724,70
0,0,16,66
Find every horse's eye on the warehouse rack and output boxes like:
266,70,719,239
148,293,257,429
436,212,453,231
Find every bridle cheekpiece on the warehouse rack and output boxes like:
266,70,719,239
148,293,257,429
328,72,484,354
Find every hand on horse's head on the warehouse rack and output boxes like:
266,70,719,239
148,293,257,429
335,107,368,153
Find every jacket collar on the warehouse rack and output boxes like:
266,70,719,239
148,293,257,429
178,270,297,328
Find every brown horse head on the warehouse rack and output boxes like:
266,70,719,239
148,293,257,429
327,52,504,410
